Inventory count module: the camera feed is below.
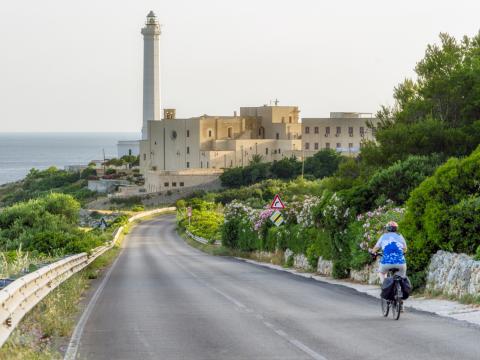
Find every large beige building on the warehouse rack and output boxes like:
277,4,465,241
140,106,303,192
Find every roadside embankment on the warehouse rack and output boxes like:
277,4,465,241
0,207,175,359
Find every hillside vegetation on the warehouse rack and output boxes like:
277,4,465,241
178,32,480,290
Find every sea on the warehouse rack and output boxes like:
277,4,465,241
0,132,140,185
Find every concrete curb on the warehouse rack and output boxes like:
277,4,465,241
236,257,480,327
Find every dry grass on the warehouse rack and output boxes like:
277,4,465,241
0,246,122,359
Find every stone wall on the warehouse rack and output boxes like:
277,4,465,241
426,250,480,297
317,257,333,276
350,260,380,285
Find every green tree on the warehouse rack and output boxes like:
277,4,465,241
270,157,301,179
304,149,343,179
364,32,480,167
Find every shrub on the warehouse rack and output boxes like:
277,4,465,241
402,146,480,289
0,194,105,255
131,205,145,212
304,149,343,179
270,157,301,179
185,210,223,241
348,204,405,270
366,154,443,205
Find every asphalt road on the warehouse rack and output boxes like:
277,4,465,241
74,215,480,360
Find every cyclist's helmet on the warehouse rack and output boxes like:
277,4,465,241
386,221,398,232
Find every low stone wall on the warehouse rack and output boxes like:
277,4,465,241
317,257,333,276
350,260,380,285
284,249,310,270
426,250,480,297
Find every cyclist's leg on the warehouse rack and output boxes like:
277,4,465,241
378,263,387,283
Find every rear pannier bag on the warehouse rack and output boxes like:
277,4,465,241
400,277,412,300
381,277,395,300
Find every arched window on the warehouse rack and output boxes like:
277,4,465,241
228,127,233,138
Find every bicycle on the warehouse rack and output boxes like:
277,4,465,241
370,251,403,320
381,268,403,320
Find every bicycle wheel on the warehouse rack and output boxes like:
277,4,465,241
392,282,402,320
381,298,389,317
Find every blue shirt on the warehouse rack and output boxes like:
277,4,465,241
375,233,406,265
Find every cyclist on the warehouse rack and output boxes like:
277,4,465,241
371,221,407,283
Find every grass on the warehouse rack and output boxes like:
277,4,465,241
0,246,119,360
421,288,480,306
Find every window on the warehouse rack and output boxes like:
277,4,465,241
200,161,203,168
265,148,269,155
314,142,319,150
172,182,177,187
336,127,341,136
372,127,377,136
360,127,365,137
281,116,285,123
128,149,132,156
336,143,341,148
325,142,330,149
228,127,233,138
289,116,292,123
208,130,212,137
164,182,169,187
325,127,330,136
143,154,146,161
278,148,281,154
305,142,310,150
207,161,209,168
186,130,190,137
276,133,280,140
186,146,190,154
305,126,310,134
349,143,353,148
314,126,319,134
180,182,184,187
186,162,190,168
349,127,354,137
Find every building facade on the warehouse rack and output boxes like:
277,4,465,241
302,112,378,156
140,106,303,192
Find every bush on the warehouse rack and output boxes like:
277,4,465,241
185,210,223,241
366,154,443,205
304,149,343,179
270,157,301,179
402,146,480,289
131,205,145,212
0,194,105,255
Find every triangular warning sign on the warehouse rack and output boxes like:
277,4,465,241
270,194,285,210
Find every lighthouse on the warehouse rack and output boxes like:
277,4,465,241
141,11,161,140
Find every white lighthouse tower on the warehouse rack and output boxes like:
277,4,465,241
141,11,162,140
117,11,161,157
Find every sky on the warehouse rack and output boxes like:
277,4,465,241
0,0,479,132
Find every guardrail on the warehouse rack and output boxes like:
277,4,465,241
0,207,175,348
185,230,221,246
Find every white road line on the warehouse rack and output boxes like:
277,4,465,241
64,248,124,360
164,244,328,360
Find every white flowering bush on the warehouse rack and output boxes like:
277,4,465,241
349,201,406,269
